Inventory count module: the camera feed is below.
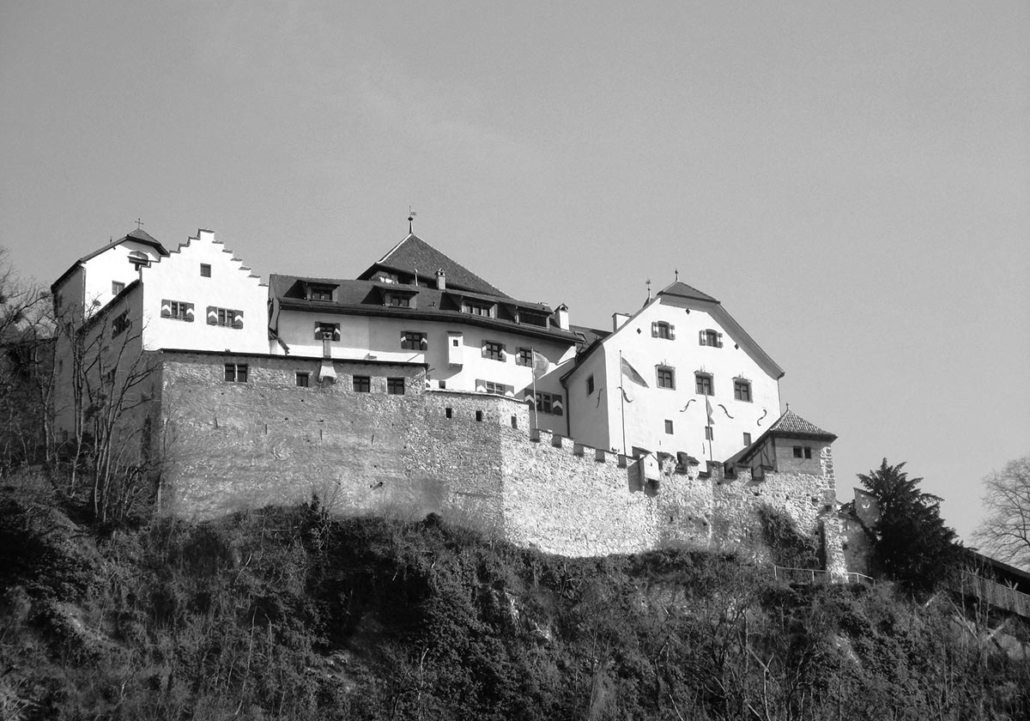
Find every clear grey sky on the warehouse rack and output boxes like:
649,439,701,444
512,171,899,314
2,0,1027,541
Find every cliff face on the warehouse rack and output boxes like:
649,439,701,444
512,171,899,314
2,480,1028,721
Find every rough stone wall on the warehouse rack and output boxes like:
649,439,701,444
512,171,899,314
157,352,845,568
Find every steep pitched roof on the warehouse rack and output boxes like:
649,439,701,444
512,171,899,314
766,409,836,439
51,229,170,291
358,233,508,298
657,281,719,304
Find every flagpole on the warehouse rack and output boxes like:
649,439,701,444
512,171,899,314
531,346,539,432
619,351,627,455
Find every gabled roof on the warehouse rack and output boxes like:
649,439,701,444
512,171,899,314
51,229,170,291
358,233,508,298
657,281,719,304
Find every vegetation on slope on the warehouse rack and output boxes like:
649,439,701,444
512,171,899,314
1,474,1029,721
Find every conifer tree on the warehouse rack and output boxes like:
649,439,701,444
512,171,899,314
858,458,960,593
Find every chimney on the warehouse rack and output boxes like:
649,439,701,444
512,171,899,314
612,312,630,331
435,269,446,290
554,303,569,331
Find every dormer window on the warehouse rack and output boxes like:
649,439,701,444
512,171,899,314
386,293,411,308
462,300,495,318
307,284,335,302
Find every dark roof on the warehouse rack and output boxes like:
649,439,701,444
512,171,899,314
358,234,508,297
657,281,719,304
269,275,579,344
725,408,837,468
569,324,610,348
766,409,836,439
51,229,170,291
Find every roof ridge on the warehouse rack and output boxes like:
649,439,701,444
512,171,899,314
376,233,416,265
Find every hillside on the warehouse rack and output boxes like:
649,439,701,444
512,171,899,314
1,474,1028,721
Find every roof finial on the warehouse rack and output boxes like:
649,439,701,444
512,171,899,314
674,268,679,282
408,206,417,234
646,277,652,301
135,217,144,231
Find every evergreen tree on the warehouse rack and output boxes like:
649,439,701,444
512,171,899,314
858,458,960,594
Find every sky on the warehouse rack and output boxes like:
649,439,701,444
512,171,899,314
1,0,1027,542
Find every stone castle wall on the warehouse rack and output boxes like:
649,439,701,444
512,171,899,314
156,351,846,570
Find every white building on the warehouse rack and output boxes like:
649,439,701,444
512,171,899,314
51,225,798,466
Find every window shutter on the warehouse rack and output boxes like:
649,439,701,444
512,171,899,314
669,324,676,340
314,323,321,340
651,322,658,337
717,332,723,348
161,300,171,318
207,306,217,325
233,310,244,329
420,336,429,350
553,397,564,415
184,303,195,323
698,330,706,346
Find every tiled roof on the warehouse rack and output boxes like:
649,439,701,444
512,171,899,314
359,234,508,298
767,409,836,440
657,281,719,304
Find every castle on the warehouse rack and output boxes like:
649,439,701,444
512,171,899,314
50,227,853,575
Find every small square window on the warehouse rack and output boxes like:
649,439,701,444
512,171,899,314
353,376,370,393
695,373,713,395
224,363,248,383
483,341,505,361
439,380,447,389
743,432,752,446
733,379,751,402
664,420,674,434
516,348,533,367
112,281,125,295
475,410,484,422
296,372,309,387
657,367,675,389
793,446,803,458
200,264,211,278
445,407,453,418
387,377,405,395
804,447,813,459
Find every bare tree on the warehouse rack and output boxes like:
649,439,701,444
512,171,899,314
974,455,1030,570
0,248,55,470
55,288,159,523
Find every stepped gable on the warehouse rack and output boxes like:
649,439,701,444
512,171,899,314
766,409,837,441
358,233,508,298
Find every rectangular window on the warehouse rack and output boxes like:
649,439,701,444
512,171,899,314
516,347,532,367
314,322,340,341
793,446,805,458
534,391,564,415
208,307,243,329
665,420,674,434
657,367,675,389
112,281,125,295
386,294,411,308
308,284,335,301
700,329,723,348
733,379,751,402
482,341,505,361
162,300,194,322
296,372,309,388
387,377,405,395
705,426,714,441
200,263,211,277
462,300,494,317
112,311,131,338
482,381,513,395
805,447,813,459
353,376,370,393
743,432,752,446
587,375,595,395
652,321,674,339
401,331,427,350
695,373,713,395
224,363,248,383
